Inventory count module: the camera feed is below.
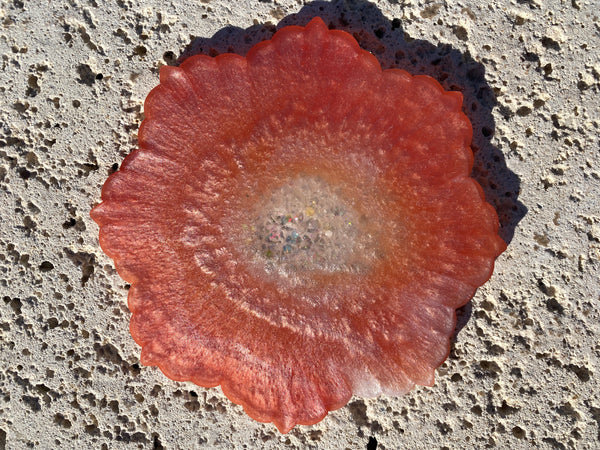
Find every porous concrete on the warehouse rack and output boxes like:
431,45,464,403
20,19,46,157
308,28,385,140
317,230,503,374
0,0,599,448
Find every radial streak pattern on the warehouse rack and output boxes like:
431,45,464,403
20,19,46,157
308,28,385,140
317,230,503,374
91,17,506,432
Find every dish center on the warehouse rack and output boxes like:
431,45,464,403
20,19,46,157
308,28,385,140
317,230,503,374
241,176,377,279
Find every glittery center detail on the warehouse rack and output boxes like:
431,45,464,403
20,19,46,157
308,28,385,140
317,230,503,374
241,177,377,280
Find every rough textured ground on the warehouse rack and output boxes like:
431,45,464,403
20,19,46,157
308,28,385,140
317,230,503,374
1,0,599,448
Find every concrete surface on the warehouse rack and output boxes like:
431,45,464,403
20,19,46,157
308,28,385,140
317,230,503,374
0,0,599,448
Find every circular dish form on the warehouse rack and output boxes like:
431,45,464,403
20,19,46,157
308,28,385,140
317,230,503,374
91,17,506,432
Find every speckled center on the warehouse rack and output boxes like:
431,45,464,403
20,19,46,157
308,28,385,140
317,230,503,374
241,177,378,280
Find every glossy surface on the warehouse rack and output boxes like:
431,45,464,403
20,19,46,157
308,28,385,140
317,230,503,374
91,17,506,432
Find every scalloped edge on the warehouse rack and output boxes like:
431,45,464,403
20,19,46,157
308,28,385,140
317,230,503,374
91,16,506,433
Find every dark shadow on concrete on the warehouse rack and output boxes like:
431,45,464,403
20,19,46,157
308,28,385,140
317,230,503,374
175,0,526,247
452,301,473,345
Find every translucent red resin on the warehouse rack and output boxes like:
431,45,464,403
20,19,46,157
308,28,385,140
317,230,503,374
91,17,506,432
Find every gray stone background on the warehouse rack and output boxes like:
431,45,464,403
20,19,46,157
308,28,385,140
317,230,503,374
0,0,598,448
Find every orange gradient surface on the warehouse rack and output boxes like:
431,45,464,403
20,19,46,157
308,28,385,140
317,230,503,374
91,17,506,432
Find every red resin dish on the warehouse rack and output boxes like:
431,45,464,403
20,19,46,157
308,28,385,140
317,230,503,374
91,17,506,432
